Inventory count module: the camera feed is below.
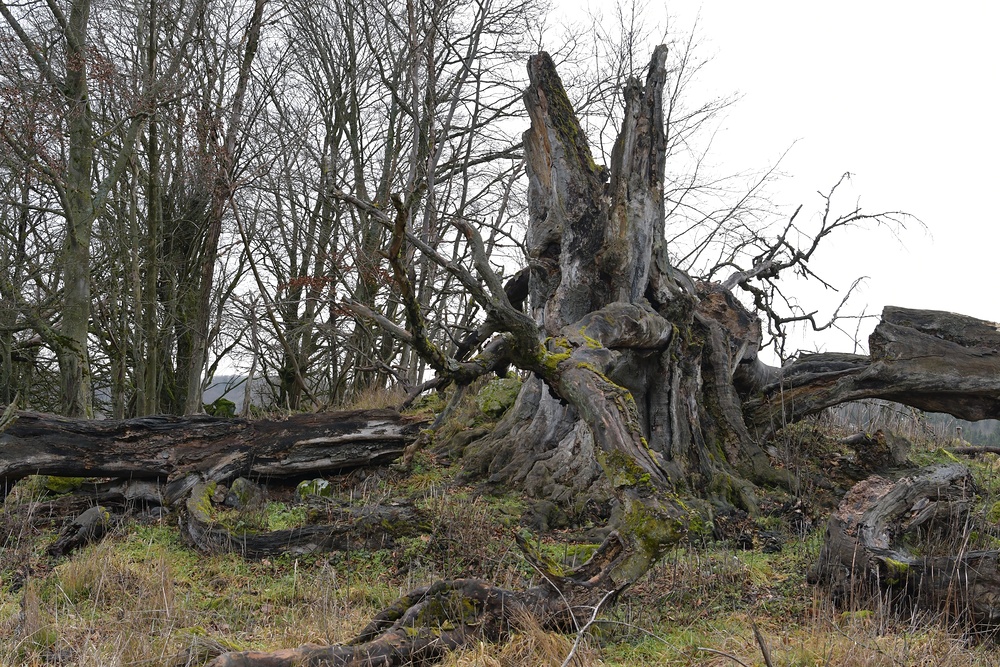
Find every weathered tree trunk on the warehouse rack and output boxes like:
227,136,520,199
463,48,783,513
48,505,113,557
463,49,1000,518
812,464,1000,626
0,409,425,501
742,307,1000,436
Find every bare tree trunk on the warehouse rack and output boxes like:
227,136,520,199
56,0,96,418
181,0,267,415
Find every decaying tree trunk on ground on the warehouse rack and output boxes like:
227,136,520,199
742,307,1000,438
838,430,912,470
183,482,430,557
1,409,429,558
48,505,114,557
812,464,1000,626
0,409,425,502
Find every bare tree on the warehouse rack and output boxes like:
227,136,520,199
0,0,201,416
0,0,140,415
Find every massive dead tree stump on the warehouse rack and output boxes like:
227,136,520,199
306,44,1000,667
812,464,1000,626
9,41,1000,666
459,47,783,516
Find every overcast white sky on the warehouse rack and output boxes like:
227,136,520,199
557,1,1000,356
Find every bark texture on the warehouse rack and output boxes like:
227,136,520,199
0,409,425,500
742,307,1000,436
465,50,783,512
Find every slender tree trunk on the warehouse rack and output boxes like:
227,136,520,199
58,0,96,418
137,0,162,416
181,0,267,415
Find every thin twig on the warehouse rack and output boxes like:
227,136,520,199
560,588,617,667
751,621,774,667
695,646,752,667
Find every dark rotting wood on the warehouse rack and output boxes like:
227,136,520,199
0,410,426,501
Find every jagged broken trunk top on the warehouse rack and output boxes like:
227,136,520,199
465,48,782,514
464,50,1000,515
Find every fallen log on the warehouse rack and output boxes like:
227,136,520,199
209,579,520,667
743,307,1000,436
811,464,1000,626
0,409,427,501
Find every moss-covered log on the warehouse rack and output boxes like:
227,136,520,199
183,481,431,558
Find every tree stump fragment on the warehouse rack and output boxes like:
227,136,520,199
812,464,1000,626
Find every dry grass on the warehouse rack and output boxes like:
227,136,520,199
6,423,1000,666
0,513,386,666
339,383,409,411
441,611,596,667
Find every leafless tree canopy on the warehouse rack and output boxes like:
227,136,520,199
0,0,893,419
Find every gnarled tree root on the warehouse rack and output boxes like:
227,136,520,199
210,579,517,667
208,531,637,666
